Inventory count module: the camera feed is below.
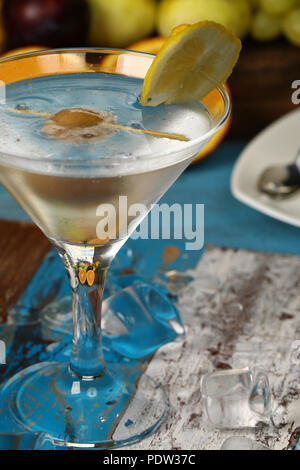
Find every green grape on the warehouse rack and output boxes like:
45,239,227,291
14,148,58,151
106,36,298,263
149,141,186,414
88,0,156,47
229,0,252,37
259,0,296,16
251,9,281,40
282,7,300,46
157,0,251,38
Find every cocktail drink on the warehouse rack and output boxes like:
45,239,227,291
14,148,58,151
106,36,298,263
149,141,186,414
0,48,230,447
0,70,212,245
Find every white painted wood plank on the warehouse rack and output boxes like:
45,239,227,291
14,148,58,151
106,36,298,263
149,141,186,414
128,246,300,450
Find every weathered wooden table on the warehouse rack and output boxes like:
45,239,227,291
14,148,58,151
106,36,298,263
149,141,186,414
130,245,300,450
1,219,300,450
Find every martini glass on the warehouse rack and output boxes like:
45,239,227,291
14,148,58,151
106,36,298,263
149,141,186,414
0,49,230,448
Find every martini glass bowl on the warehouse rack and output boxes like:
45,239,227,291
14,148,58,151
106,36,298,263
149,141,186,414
0,49,230,448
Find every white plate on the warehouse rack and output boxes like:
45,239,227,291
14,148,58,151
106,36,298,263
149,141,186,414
231,108,300,227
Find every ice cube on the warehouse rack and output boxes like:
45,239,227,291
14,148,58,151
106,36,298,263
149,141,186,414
201,367,271,428
220,436,270,450
102,282,184,358
42,276,184,358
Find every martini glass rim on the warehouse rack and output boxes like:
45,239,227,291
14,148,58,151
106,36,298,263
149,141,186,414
0,47,231,167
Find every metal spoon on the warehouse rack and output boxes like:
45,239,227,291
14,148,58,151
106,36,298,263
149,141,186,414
257,147,300,198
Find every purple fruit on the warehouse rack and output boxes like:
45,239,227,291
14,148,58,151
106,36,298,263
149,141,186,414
3,0,90,49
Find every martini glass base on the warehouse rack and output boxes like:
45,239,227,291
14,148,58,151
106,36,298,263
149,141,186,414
1,361,167,449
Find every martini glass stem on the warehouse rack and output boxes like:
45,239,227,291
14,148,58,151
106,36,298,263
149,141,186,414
55,241,119,379
70,266,107,378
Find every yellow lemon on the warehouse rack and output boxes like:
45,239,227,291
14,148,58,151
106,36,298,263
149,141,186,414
140,21,241,106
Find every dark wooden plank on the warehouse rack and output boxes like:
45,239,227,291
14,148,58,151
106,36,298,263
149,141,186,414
0,219,50,314
228,39,300,139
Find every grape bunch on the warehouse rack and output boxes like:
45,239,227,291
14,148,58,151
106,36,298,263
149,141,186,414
157,0,300,46
251,0,300,45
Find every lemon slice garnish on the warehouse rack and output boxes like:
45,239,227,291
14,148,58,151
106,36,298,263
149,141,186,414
140,21,241,106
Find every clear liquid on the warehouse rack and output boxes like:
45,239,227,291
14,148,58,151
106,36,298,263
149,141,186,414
0,73,211,244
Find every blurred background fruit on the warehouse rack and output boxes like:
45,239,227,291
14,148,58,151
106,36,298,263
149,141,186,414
0,46,88,83
259,0,296,16
0,0,299,54
1,45,47,58
157,0,251,38
88,0,156,47
0,1,4,51
251,9,282,40
3,0,89,50
128,36,166,55
282,7,300,46
248,0,260,9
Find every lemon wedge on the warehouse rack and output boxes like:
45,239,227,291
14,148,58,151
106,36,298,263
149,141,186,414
140,21,241,106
